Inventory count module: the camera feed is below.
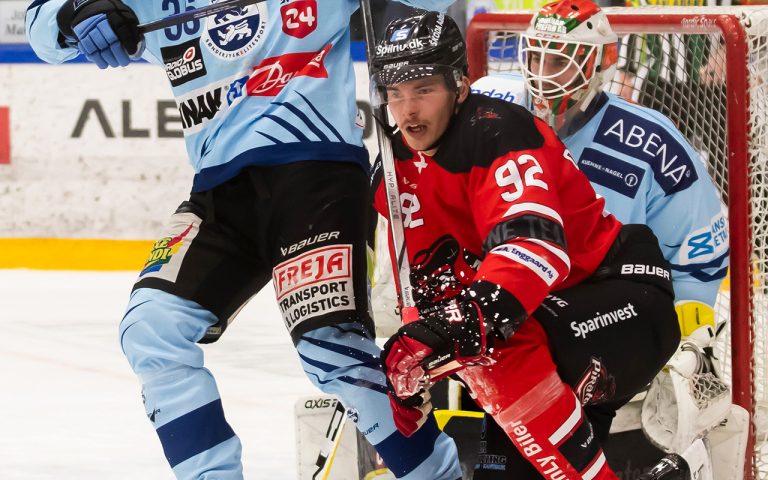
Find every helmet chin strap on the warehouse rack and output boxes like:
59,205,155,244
372,112,397,139
560,88,597,129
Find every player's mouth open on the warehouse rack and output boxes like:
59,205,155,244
406,124,426,134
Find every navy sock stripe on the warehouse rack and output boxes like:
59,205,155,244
299,350,379,373
299,335,379,364
374,414,441,477
304,367,388,395
156,399,236,468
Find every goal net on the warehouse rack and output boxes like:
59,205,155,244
466,6,768,477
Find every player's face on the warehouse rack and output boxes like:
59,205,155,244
386,76,457,153
527,50,582,93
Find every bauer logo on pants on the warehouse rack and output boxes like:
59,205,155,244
272,245,355,332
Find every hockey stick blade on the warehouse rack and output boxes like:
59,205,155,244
312,401,347,480
138,0,264,34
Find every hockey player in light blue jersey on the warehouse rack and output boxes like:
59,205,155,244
516,0,728,333
26,1,463,479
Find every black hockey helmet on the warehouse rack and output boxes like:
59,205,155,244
370,12,467,104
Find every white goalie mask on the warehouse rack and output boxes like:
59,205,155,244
518,0,618,130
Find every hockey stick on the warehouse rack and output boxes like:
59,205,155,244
360,0,419,324
137,0,264,34
311,400,347,480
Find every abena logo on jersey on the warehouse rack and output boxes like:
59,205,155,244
161,38,207,87
246,44,331,97
595,105,698,195
202,0,267,60
176,73,249,133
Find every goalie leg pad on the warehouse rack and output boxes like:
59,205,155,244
296,323,462,480
641,325,731,454
708,405,749,480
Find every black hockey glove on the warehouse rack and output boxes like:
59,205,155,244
57,0,143,69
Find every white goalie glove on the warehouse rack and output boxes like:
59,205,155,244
641,321,732,455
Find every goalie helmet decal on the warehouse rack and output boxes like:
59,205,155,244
519,0,618,130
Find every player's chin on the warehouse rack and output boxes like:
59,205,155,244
402,131,435,152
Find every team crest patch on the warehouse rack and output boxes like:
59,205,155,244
470,106,501,126
141,223,194,276
575,356,616,405
202,0,268,60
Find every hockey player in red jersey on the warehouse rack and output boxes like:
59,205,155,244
370,12,681,480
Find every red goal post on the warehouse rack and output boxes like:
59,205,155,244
467,6,768,479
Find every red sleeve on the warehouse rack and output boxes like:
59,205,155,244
469,131,573,315
373,171,387,218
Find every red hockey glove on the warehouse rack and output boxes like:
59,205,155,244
382,298,494,402
387,389,433,438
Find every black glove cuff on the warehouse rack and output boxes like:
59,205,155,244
56,0,78,38
56,0,142,54
465,280,527,341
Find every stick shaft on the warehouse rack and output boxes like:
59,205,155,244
360,0,418,321
138,0,263,34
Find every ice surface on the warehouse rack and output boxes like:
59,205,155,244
0,270,318,479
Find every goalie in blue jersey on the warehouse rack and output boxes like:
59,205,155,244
470,0,735,479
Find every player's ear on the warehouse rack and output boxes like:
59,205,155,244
457,77,471,104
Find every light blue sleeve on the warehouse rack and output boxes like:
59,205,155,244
26,0,79,64
571,96,729,308
639,112,729,307
397,0,456,12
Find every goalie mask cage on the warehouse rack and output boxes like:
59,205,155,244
466,6,768,479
